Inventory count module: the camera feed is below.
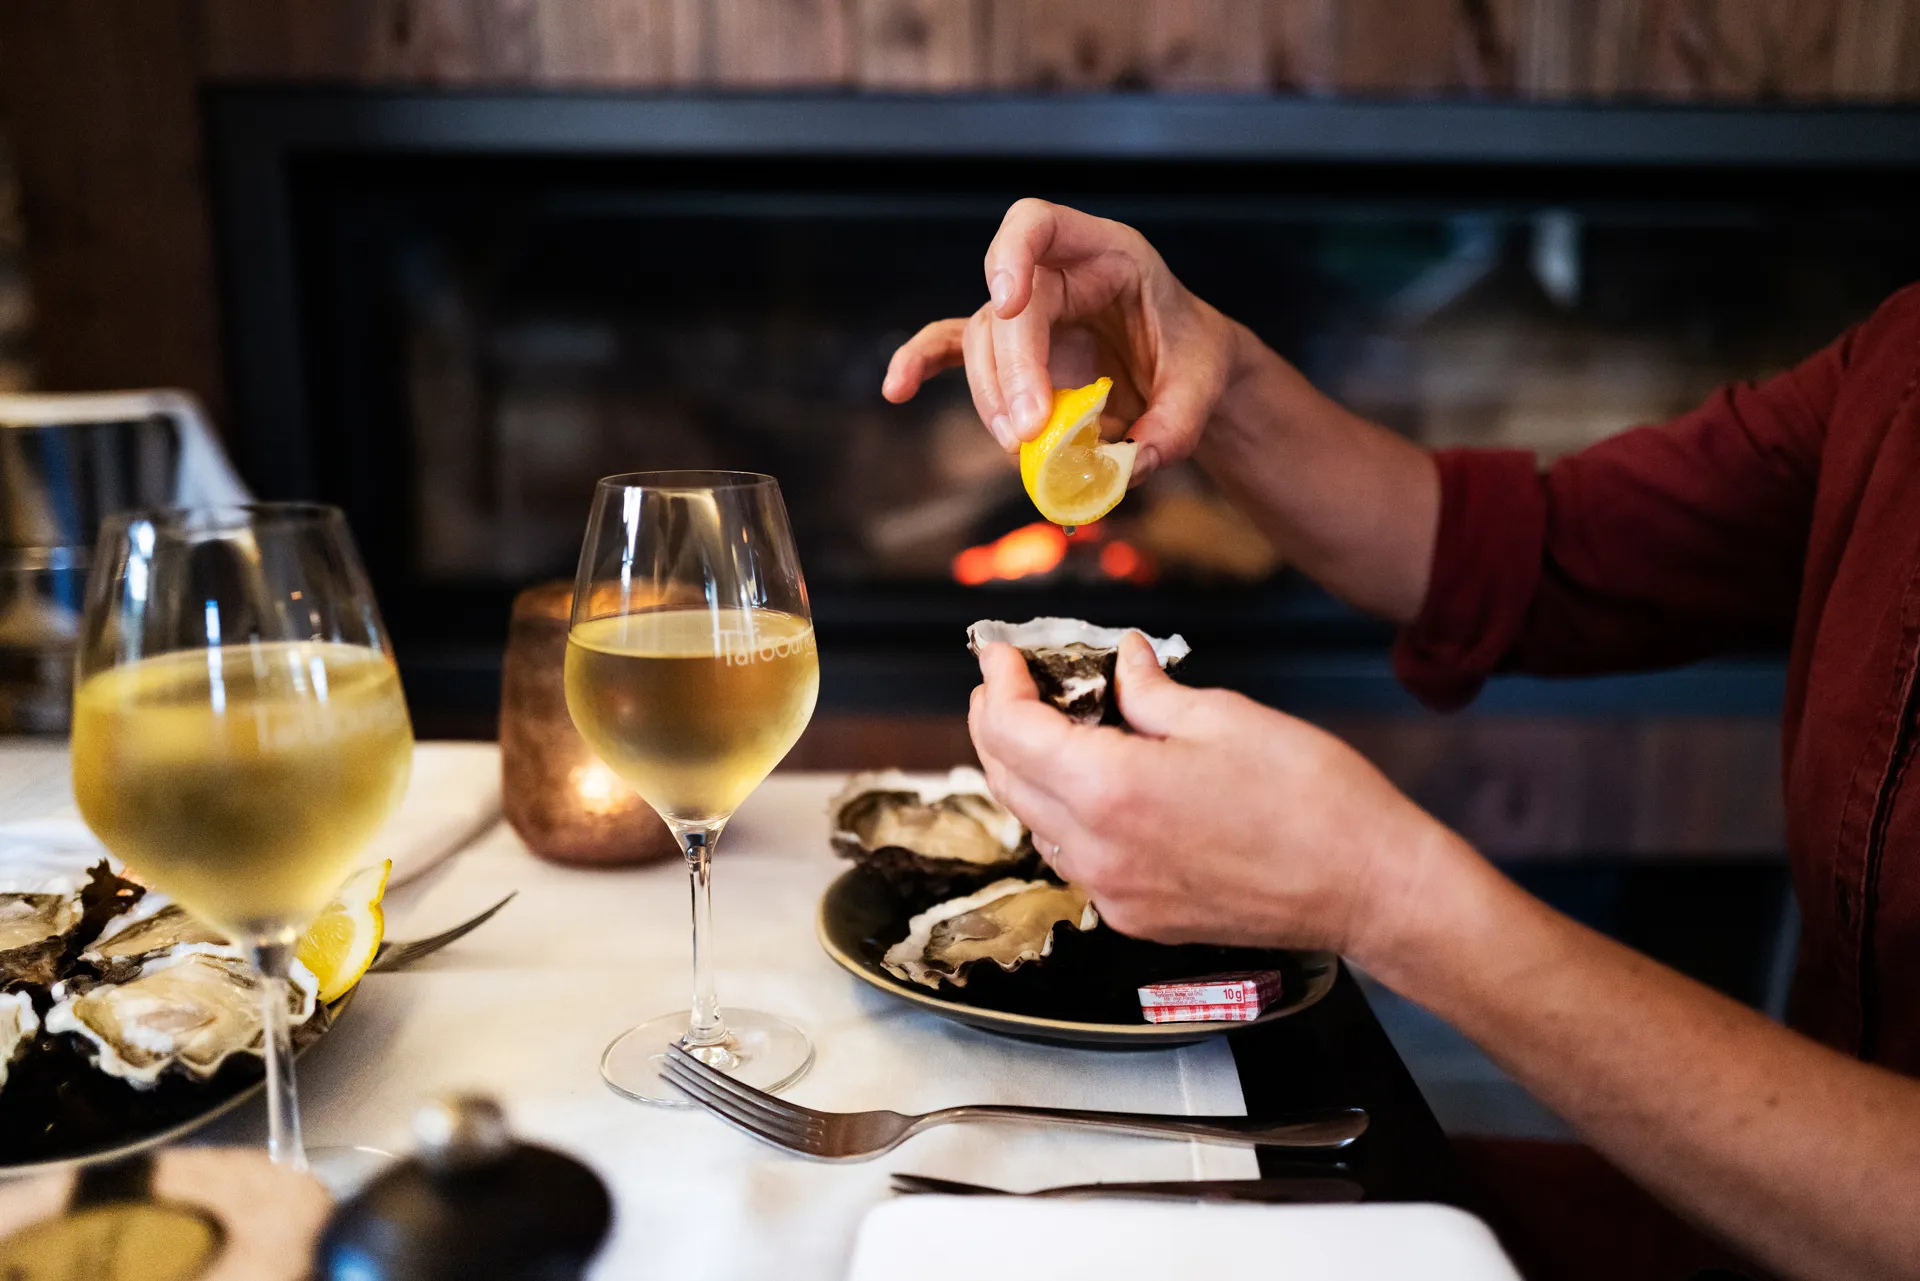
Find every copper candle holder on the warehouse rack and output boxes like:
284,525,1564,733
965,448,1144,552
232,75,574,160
499,581,679,866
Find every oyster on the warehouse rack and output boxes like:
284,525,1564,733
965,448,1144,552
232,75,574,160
0,892,82,989
83,902,228,981
0,990,37,1091
830,768,1033,894
882,878,1099,990
43,946,318,1088
967,618,1190,725
0,858,146,990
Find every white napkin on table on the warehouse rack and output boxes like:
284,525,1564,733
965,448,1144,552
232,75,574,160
848,1199,1523,1281
0,740,501,889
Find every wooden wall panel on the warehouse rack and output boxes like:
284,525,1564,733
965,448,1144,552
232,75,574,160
710,0,853,86
1331,0,1462,94
1462,0,1522,93
1833,0,1920,99
1142,0,1268,90
854,0,984,89
1517,0,1646,97
199,0,703,85
1266,0,1338,92
987,0,1148,89
0,0,226,415
1642,0,1841,100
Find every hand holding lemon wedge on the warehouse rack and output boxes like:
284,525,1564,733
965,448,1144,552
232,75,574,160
1019,377,1138,530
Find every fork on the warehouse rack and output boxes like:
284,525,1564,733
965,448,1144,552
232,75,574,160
367,892,517,973
661,1043,1368,1162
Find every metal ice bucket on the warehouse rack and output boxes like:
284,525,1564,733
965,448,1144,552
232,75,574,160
0,390,237,734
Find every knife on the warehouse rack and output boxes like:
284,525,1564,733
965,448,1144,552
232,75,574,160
890,1172,1365,1204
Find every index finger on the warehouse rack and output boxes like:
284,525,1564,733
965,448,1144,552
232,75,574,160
970,643,1096,784
984,199,1130,321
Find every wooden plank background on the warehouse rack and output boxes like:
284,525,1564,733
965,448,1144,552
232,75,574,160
190,0,1920,97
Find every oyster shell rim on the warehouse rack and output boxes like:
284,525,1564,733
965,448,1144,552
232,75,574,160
965,617,1191,669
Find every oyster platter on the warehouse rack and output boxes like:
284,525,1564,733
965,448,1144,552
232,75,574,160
0,850,347,1171
816,619,1336,1047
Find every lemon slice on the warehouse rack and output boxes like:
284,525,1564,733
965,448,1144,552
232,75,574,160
1019,377,1137,528
298,859,390,1004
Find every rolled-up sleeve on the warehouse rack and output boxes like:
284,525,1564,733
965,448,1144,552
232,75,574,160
1394,329,1848,711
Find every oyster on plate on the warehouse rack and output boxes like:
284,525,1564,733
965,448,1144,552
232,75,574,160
882,877,1099,990
0,858,143,991
967,618,1190,725
0,892,82,990
82,902,228,982
830,768,1034,895
42,945,319,1088
0,991,37,1090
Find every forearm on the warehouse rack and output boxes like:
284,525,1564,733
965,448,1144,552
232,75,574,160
1194,325,1440,624
1365,842,1920,1280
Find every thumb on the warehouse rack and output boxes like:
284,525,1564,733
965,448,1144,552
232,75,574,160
1124,368,1217,481
1113,632,1189,738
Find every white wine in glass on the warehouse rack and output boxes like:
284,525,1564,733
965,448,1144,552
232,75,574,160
70,504,413,1168
565,473,818,1102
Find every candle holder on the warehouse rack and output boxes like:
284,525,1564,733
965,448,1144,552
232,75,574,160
499,581,678,866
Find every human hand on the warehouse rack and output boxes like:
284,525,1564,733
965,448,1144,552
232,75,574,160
881,198,1248,481
967,633,1478,961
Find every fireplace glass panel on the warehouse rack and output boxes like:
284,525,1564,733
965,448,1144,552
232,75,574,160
282,153,1920,715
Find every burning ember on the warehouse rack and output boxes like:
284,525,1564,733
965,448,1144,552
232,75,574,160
951,521,1155,586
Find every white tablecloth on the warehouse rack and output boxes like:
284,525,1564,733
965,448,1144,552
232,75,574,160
3,744,1256,1281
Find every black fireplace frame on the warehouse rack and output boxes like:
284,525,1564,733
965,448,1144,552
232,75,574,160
204,89,1920,724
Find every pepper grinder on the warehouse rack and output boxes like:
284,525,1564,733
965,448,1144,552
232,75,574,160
315,1095,612,1281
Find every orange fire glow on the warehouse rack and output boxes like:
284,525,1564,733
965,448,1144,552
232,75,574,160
951,520,1156,586
952,522,1067,585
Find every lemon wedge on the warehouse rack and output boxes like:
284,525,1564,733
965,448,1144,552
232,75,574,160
298,859,390,1003
1019,377,1137,528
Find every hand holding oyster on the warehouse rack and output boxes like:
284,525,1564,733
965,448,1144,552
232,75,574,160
967,617,1189,726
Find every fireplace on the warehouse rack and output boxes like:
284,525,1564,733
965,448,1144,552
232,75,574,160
206,91,1920,736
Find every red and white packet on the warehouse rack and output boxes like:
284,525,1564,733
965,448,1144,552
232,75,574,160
1137,971,1285,1024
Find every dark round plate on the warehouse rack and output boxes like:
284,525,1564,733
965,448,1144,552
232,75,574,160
816,867,1337,1047
0,988,354,1176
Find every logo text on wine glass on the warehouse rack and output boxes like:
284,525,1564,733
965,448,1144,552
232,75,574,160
716,628,815,667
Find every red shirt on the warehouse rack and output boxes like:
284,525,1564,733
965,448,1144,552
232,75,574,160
1395,282,1920,1072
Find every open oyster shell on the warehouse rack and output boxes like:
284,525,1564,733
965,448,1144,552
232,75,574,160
43,945,319,1089
0,991,37,1092
82,903,228,982
830,767,1034,895
0,859,146,991
967,618,1190,725
882,877,1099,990
0,893,82,990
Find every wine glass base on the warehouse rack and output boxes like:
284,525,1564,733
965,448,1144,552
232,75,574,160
304,1144,398,1199
601,1009,813,1106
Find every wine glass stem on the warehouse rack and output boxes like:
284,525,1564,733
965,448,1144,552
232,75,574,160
679,822,729,1049
245,934,308,1171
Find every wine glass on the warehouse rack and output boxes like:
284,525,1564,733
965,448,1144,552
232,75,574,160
70,503,414,1168
565,471,819,1103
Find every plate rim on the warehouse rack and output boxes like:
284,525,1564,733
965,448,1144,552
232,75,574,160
815,867,1338,1042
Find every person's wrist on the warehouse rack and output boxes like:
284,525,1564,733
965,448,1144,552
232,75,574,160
1345,821,1497,997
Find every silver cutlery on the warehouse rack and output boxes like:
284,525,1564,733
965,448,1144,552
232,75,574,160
890,1171,1365,1204
367,892,517,973
661,1043,1369,1162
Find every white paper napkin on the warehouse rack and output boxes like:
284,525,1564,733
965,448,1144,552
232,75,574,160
848,1199,1523,1281
0,741,501,889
